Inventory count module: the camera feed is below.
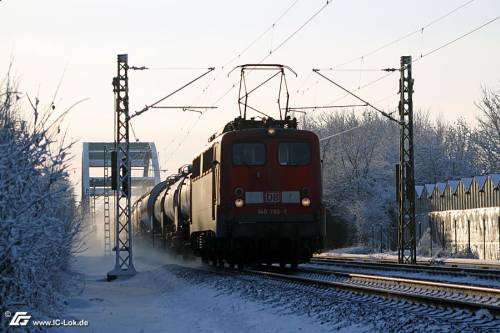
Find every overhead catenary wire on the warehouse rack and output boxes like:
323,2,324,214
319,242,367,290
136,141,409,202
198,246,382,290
313,69,399,123
319,124,364,141
157,111,200,162
295,71,314,93
287,104,367,110
314,13,498,118
300,0,477,100
310,12,500,141
162,113,204,166
142,67,213,71
124,64,216,174
259,0,333,63
331,0,476,69
200,0,302,97
211,0,333,106
151,66,219,173
189,1,494,151
157,70,217,171
321,13,500,108
162,114,203,164
139,3,498,172
130,67,215,119
315,68,398,72
413,15,500,64
222,0,301,70
325,71,396,106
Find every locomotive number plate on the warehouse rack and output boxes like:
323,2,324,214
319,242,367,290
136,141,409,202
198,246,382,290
264,191,280,203
257,208,287,215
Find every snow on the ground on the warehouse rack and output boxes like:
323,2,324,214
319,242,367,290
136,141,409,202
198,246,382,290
60,232,364,333
63,256,343,333
58,232,472,333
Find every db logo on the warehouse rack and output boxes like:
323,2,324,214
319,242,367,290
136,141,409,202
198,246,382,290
7,311,31,326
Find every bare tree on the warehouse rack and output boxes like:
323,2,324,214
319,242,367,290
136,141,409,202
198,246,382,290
310,105,487,249
472,85,500,172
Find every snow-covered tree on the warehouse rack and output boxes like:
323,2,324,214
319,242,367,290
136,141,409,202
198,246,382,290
309,98,490,248
471,85,500,173
0,74,81,330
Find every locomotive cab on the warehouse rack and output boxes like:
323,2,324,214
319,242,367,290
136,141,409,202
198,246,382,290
219,127,323,265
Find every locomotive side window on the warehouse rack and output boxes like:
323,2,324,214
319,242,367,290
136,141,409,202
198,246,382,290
202,147,213,173
192,156,201,177
278,142,311,166
233,143,265,166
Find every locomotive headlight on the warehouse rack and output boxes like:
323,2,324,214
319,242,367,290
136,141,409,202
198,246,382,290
235,198,245,208
301,197,311,207
267,127,276,136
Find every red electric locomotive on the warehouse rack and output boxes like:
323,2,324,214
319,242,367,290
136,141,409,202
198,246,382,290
132,64,325,267
189,117,325,267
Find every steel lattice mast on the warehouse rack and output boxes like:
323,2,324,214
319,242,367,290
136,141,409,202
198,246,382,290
103,145,112,256
312,56,417,265
108,54,136,280
397,56,416,264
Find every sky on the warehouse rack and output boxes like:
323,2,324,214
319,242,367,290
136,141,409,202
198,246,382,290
1,0,499,193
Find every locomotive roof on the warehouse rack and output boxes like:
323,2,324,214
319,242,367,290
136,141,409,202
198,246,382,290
208,116,298,143
190,121,314,159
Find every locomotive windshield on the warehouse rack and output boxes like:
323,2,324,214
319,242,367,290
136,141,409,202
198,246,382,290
233,143,266,165
278,142,310,166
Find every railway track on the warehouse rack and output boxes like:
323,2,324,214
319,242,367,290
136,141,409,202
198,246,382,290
171,262,493,331
235,265,500,329
246,265,500,312
313,254,500,270
156,246,500,330
311,256,500,281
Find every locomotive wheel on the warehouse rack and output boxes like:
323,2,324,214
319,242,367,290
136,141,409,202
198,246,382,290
279,262,286,268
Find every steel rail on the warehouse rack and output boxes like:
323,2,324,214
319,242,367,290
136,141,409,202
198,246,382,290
244,266,500,315
315,254,500,269
311,256,500,278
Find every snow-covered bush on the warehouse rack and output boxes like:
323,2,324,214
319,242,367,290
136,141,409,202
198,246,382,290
0,76,81,330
